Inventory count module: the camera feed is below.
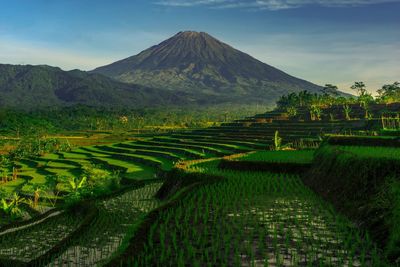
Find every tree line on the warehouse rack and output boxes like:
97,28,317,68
276,81,400,120
0,104,267,137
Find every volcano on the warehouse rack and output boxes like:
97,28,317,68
92,31,322,104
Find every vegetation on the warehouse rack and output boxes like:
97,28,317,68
0,104,267,136
304,143,400,263
273,130,282,150
113,160,385,266
239,150,315,164
0,94,399,266
377,82,400,104
277,81,400,121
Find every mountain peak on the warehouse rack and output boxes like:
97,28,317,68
175,31,211,38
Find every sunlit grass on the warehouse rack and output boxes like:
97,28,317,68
239,150,315,164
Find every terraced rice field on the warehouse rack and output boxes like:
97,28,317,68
0,184,162,266
0,118,379,266
331,145,400,159
0,210,84,262
3,132,275,198
125,160,383,266
238,150,315,164
47,183,162,267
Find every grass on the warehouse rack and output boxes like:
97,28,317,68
0,178,27,194
137,139,229,156
0,210,84,262
155,136,255,151
238,150,315,164
81,146,173,170
0,117,394,266
116,142,205,159
332,145,400,159
48,183,162,267
2,132,233,197
305,143,400,263
119,160,383,266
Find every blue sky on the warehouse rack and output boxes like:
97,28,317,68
0,0,399,94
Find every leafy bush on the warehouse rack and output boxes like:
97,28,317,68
56,164,121,207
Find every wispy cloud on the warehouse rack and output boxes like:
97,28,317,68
155,0,400,10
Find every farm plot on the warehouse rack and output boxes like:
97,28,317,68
86,145,174,167
115,142,205,159
238,150,315,164
135,140,230,157
0,209,85,263
124,161,383,266
46,182,162,267
169,133,270,149
152,136,255,153
331,145,400,159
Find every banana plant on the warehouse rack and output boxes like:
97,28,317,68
343,104,352,120
273,130,282,151
1,198,10,213
68,176,87,193
1,193,26,219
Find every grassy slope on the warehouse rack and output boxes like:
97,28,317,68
303,144,400,262
239,150,315,164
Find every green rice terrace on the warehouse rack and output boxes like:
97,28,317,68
1,103,400,266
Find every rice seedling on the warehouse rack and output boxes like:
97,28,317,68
332,145,400,159
238,150,315,164
120,162,385,266
0,209,83,262
46,182,162,267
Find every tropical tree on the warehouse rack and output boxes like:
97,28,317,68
343,104,352,120
321,84,340,106
309,104,322,121
350,82,374,118
351,81,368,96
359,93,374,119
322,84,340,96
286,106,298,118
377,82,400,103
298,90,313,107
277,92,299,110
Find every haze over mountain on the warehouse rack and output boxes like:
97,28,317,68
0,64,188,109
93,31,323,103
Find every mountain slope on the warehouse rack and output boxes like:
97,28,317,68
93,31,322,104
0,64,188,109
